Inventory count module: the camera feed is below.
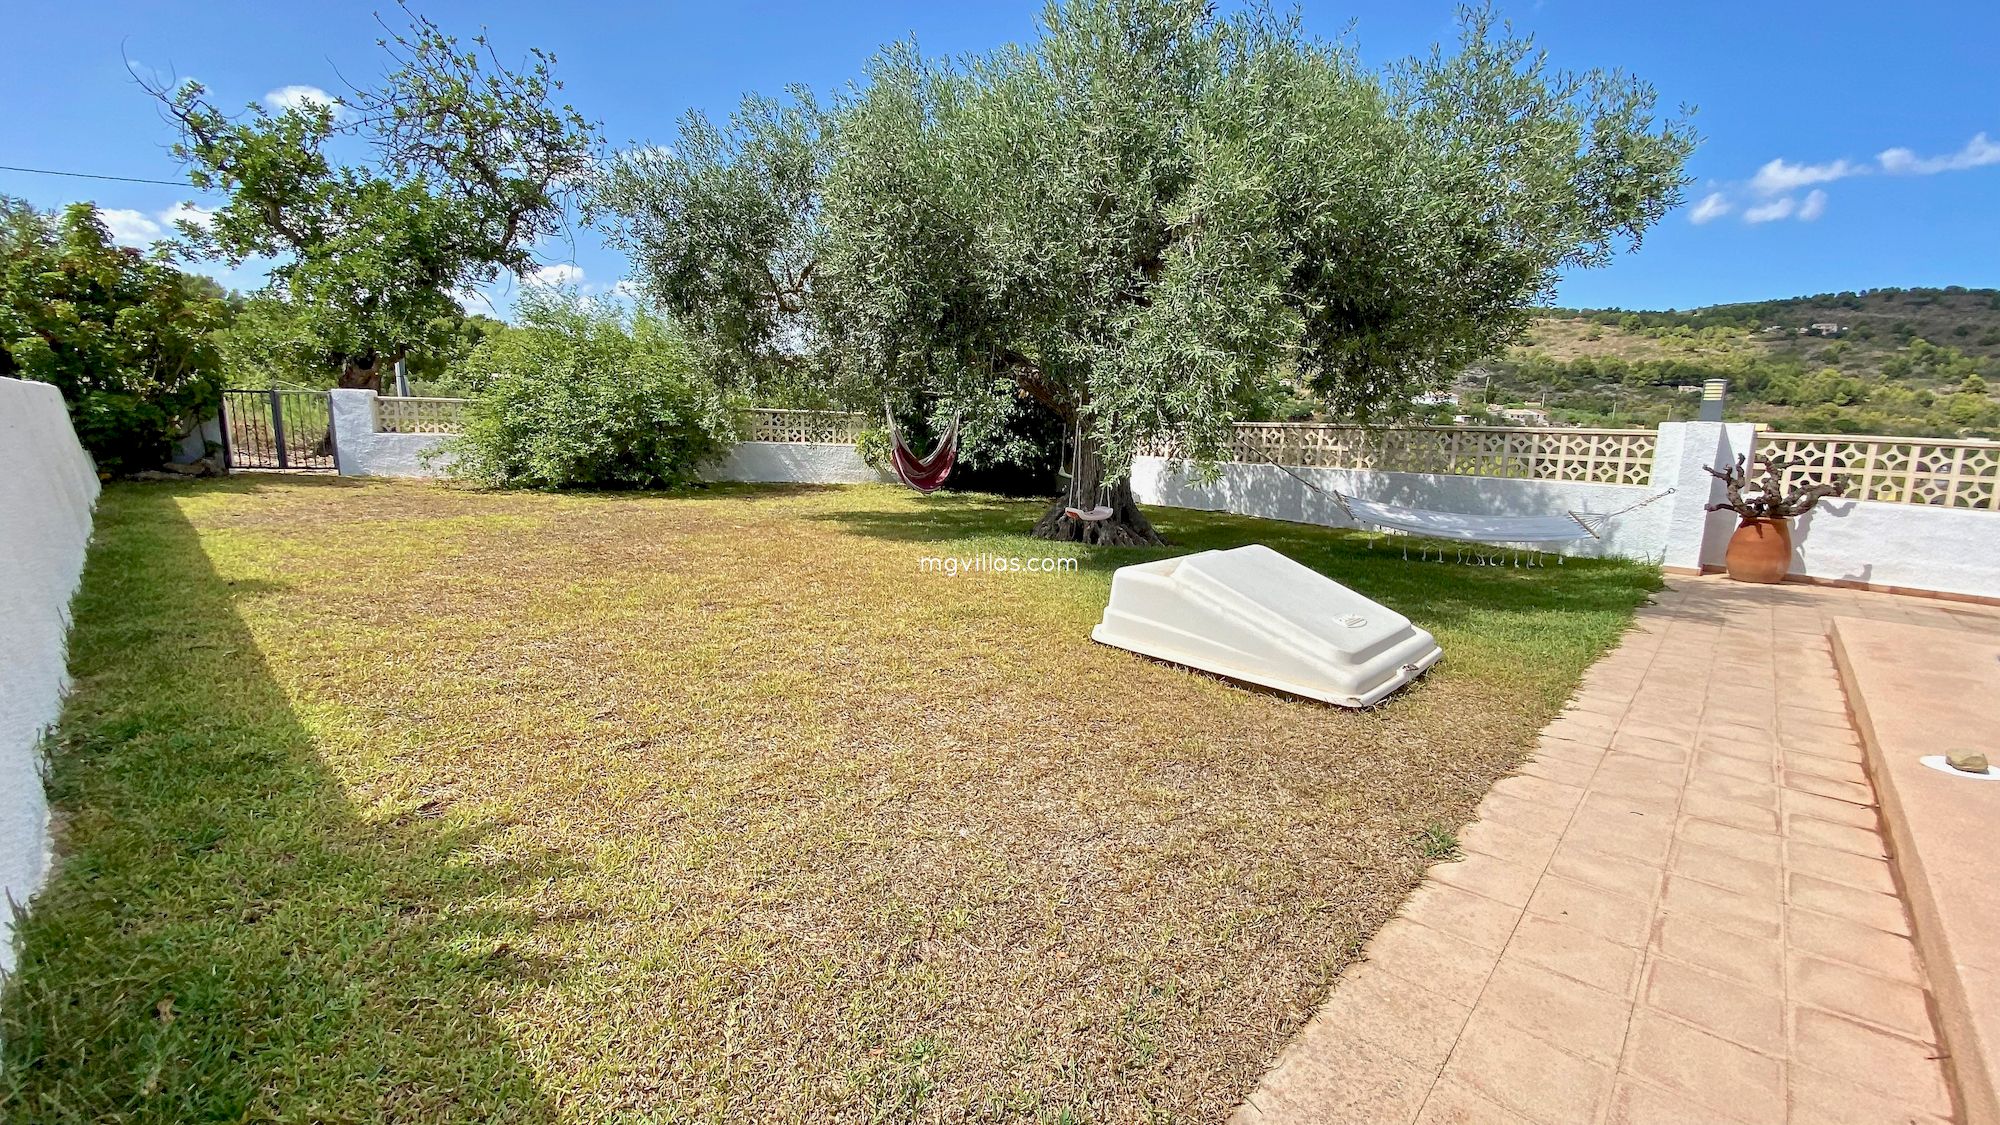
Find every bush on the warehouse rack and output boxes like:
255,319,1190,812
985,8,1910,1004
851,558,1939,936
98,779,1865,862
0,201,224,474
443,292,738,489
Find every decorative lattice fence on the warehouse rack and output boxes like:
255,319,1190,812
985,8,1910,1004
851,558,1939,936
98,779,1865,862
374,397,470,434
1145,423,1659,486
743,408,870,444
1753,432,2000,510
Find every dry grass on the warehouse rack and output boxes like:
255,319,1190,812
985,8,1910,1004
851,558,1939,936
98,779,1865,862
2,478,1657,1123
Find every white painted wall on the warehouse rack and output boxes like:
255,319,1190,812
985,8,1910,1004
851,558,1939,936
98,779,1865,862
1781,500,2000,599
702,442,891,486
328,389,454,479
0,377,100,973
1131,456,1670,560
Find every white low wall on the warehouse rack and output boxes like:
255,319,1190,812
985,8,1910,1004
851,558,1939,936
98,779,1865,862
0,377,100,973
1778,500,2000,600
703,442,891,486
329,389,454,478
1132,457,1671,560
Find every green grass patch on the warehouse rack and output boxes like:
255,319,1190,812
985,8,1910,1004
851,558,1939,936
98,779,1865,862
1,478,1656,1122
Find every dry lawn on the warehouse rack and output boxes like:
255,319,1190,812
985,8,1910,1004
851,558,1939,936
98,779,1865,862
1,478,1657,1123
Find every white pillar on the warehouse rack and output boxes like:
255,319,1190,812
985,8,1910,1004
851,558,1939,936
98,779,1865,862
327,389,377,477
1652,421,1757,574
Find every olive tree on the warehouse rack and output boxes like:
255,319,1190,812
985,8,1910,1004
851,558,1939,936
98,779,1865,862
598,0,1695,544
147,6,601,389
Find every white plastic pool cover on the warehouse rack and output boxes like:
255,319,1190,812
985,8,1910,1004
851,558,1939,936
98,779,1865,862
1091,544,1443,707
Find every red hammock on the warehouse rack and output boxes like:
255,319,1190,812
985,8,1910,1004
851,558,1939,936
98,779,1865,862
885,407,960,493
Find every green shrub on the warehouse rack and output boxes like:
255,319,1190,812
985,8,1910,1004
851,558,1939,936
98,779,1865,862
443,292,737,490
0,201,224,474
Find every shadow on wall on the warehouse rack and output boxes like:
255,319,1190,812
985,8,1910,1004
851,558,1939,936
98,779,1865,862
0,485,570,1121
1790,498,1859,581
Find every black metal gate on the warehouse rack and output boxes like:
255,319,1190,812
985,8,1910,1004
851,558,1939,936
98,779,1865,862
220,389,337,472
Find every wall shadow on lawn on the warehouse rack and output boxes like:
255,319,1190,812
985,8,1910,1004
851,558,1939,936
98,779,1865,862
810,490,1663,637
0,485,570,1123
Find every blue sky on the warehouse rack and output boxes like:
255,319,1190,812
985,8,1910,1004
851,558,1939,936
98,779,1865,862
5,1,1997,315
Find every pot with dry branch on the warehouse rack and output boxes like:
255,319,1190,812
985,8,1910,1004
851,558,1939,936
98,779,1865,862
1703,454,1848,583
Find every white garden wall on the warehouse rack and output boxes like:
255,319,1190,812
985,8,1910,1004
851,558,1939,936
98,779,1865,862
1778,500,2000,600
703,442,891,485
1131,457,1670,559
0,377,100,973
329,389,455,478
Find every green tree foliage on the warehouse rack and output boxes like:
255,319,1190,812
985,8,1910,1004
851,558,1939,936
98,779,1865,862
148,5,600,388
0,199,224,473
215,293,502,393
442,291,738,490
596,0,1693,542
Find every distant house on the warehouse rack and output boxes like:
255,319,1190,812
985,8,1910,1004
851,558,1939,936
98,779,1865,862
1801,322,1846,337
1412,390,1460,406
1498,407,1552,427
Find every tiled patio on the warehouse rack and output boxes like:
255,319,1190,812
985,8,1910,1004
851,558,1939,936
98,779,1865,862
1233,577,2000,1125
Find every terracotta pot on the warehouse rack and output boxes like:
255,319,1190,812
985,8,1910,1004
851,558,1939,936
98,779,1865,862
1724,517,1793,584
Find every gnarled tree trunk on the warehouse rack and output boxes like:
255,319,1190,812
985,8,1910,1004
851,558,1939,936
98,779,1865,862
338,353,383,391
1031,431,1165,546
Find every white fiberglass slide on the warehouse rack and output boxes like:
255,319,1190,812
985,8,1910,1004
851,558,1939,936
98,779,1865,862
1091,544,1443,707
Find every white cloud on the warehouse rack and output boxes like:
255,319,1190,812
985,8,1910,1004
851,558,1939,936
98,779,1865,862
99,208,163,247
1688,192,1732,225
1750,156,1861,196
1743,196,1797,224
160,201,215,232
526,263,585,288
609,279,643,300
1796,189,1828,221
1878,132,2000,176
263,84,343,117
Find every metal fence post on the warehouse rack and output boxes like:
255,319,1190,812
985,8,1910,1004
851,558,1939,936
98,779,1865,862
268,388,289,470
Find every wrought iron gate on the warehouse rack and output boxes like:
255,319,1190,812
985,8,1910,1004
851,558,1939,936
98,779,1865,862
220,389,337,472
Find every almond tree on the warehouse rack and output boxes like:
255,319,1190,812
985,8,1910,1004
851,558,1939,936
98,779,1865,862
146,6,601,389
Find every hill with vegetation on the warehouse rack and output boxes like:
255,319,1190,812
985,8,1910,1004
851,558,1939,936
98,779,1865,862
1457,286,2000,437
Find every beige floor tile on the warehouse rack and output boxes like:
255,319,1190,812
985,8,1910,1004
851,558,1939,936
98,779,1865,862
1643,958,1785,1054
1400,882,1526,954
1439,1007,1614,1125
1786,874,1911,937
1621,1013,1784,1124
1473,958,1633,1064
1430,852,1546,910
1457,816,1562,870
1526,876,1654,947
1670,842,1782,900
1784,908,1923,985
1784,840,1896,894
1303,963,1475,1074
1365,919,1503,1006
1503,915,1644,997
1545,841,1663,904
1791,1009,1953,1117
1656,914,1785,992
1787,1065,1953,1125
1789,954,1936,1042
1240,1027,1434,1125
1660,876,1782,940
1413,1079,1535,1125
1785,815,1888,859
1677,817,1783,867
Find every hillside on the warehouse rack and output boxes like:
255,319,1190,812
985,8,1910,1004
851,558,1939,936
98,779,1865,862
1457,287,2000,438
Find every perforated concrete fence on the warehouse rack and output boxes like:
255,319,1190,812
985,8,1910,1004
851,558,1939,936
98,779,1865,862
1755,432,2000,510
1143,423,1660,486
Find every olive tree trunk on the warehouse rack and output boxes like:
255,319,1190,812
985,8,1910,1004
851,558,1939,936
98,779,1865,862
1030,432,1165,546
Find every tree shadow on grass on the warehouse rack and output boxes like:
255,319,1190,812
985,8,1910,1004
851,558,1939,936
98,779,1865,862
808,490,1662,633
0,486,573,1124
